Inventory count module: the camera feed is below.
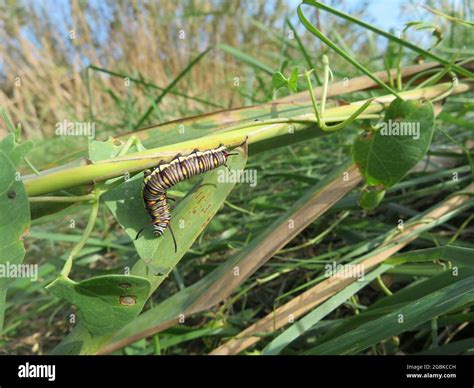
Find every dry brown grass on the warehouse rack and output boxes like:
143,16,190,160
0,0,291,139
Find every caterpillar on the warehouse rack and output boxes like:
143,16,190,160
136,144,238,252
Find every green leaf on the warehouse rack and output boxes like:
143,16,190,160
0,133,33,168
353,99,435,188
304,272,474,355
358,187,385,210
272,68,299,92
272,71,287,90
288,67,299,92
0,151,31,331
46,274,151,337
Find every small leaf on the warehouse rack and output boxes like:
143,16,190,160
272,71,288,90
353,99,435,188
288,67,299,92
358,187,385,211
47,274,151,336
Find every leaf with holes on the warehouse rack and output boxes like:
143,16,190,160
47,274,151,337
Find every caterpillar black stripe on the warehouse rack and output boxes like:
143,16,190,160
136,145,238,252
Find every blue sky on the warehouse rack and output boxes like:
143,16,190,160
288,0,463,31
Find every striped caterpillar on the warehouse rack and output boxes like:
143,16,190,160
136,145,238,251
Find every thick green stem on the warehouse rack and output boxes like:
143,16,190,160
23,81,474,197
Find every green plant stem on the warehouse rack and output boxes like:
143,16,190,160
285,18,321,85
376,275,393,296
29,194,96,203
319,100,374,132
304,69,322,125
297,3,403,99
61,195,100,277
304,66,374,132
24,157,41,175
320,55,330,114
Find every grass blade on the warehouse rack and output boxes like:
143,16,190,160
135,47,212,129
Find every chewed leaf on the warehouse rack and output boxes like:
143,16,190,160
47,274,151,337
89,137,124,162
